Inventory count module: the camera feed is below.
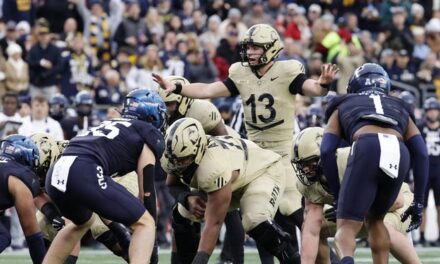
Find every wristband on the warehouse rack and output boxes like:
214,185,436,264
192,251,210,264
320,83,331,90
174,83,183,94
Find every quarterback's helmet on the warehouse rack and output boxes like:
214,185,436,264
398,91,416,106
0,134,39,169
291,127,324,186
49,93,69,121
75,90,94,117
347,63,391,95
29,133,60,178
122,89,167,131
239,24,283,67
158,76,194,117
423,97,440,111
163,117,207,184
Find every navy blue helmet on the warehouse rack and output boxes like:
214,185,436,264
122,89,167,131
49,94,69,121
0,135,39,169
75,91,94,116
347,63,391,94
423,97,440,111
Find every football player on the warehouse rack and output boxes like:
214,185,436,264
154,23,338,263
292,127,421,264
159,76,244,264
417,97,440,246
43,89,166,264
162,117,299,264
320,63,428,264
0,135,46,263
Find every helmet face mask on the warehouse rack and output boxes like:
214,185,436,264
291,127,324,186
30,133,60,179
239,24,283,69
49,94,69,121
163,118,207,184
75,91,94,117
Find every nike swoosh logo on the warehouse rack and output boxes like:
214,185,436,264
270,76,279,81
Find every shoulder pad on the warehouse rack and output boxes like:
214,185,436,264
324,94,349,122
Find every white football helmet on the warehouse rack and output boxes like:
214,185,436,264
29,132,60,178
157,76,194,117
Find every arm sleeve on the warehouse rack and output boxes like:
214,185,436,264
405,134,429,203
320,133,342,200
222,77,239,97
288,73,307,95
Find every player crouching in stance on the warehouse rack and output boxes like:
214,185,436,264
162,117,297,264
0,135,47,263
292,127,421,264
43,89,167,264
320,63,428,264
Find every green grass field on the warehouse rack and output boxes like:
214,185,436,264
1,247,440,263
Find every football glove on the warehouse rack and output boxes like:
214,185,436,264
401,201,423,232
51,216,65,231
324,205,337,223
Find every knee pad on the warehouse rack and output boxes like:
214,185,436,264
171,208,200,264
248,220,299,264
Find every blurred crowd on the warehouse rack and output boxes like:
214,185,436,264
1,0,440,251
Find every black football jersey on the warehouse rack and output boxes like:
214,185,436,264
63,118,164,176
325,94,413,142
0,157,40,209
418,122,440,163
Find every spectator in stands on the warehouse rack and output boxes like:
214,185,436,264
242,0,273,28
306,3,322,26
425,18,440,53
76,0,124,62
59,18,79,46
35,0,82,34
166,15,185,34
379,0,412,27
359,0,381,33
2,0,35,25
284,4,311,47
411,27,430,69
161,31,189,77
417,52,439,83
0,21,25,60
306,52,324,79
278,38,306,65
146,7,165,45
114,2,152,57
219,8,247,39
187,48,217,83
18,95,64,140
391,49,417,85
27,19,61,99
137,44,163,91
0,93,22,133
5,43,28,94
199,15,222,48
95,69,122,105
380,48,395,76
60,33,95,100
386,6,414,53
216,23,241,66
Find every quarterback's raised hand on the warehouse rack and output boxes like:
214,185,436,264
152,73,176,93
318,63,339,88
401,201,423,232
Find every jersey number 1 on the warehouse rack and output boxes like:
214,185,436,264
369,94,384,114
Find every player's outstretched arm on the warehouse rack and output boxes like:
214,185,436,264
193,182,232,264
302,64,339,96
153,73,231,99
301,200,325,263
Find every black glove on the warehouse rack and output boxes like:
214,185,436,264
401,201,423,232
324,205,337,223
51,217,65,231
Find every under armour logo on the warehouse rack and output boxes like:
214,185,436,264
270,76,279,81
389,164,397,170
57,179,65,185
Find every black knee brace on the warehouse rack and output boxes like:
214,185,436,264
248,220,299,264
172,207,201,264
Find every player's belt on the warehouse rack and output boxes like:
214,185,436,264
245,120,284,131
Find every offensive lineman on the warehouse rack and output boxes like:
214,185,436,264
320,63,428,263
153,24,338,262
158,76,244,264
43,89,167,264
292,127,421,264
161,117,296,263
